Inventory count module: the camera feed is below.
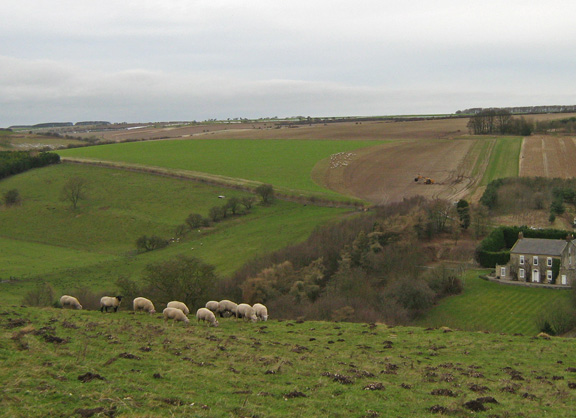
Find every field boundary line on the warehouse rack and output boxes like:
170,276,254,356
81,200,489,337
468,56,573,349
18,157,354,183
61,157,366,209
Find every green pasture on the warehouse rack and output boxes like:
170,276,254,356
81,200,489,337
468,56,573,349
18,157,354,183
480,136,522,186
416,269,570,335
2,307,576,418
0,163,348,305
58,139,384,199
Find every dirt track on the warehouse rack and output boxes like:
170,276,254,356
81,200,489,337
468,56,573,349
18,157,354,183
316,139,477,204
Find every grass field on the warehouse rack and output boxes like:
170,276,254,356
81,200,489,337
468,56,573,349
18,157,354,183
0,163,349,305
415,270,571,335
58,139,385,199
480,136,522,186
2,307,576,418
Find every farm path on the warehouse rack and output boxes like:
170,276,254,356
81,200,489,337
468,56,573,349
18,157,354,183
520,135,576,178
320,139,476,204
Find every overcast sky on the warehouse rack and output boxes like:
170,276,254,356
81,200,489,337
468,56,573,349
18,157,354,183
2,1,576,126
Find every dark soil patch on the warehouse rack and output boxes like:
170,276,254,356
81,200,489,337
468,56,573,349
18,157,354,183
431,388,457,397
463,400,486,412
469,384,489,393
283,391,307,399
363,382,385,390
429,405,449,414
74,406,116,417
61,320,79,329
476,396,498,404
78,372,105,383
322,372,354,384
568,382,576,389
43,334,68,344
5,318,29,329
119,352,141,360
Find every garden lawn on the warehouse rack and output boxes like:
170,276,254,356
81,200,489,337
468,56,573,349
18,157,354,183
416,269,570,335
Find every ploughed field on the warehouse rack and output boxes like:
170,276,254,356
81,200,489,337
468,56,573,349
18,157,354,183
3,306,576,418
520,135,576,178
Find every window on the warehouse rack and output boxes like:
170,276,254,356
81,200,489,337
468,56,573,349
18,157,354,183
547,257,552,267
500,267,506,277
519,268,525,279
519,255,525,265
533,256,538,266
547,270,553,281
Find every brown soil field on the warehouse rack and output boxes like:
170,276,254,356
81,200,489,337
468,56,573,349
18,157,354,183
314,139,478,204
76,118,470,142
520,135,576,178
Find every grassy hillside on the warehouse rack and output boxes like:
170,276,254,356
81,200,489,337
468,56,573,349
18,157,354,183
0,163,349,305
2,307,576,418
58,139,385,199
415,270,571,335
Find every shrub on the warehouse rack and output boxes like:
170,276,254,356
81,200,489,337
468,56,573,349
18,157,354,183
255,184,275,204
3,189,21,206
22,282,55,307
185,213,210,229
136,235,169,252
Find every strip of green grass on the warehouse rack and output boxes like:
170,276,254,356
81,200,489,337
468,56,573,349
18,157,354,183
58,139,385,198
480,136,522,186
416,269,570,335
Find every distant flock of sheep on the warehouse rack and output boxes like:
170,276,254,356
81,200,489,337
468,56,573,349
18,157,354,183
59,295,268,327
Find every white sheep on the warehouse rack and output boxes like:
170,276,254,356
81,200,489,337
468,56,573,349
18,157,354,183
60,295,82,310
163,307,189,324
167,301,190,315
253,303,268,321
216,299,238,318
133,297,156,314
100,296,123,313
236,303,258,322
205,300,219,313
196,308,220,327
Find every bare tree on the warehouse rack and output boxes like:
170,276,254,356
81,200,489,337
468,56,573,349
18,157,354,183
60,177,88,210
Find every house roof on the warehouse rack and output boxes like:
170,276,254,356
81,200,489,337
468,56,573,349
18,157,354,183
510,238,569,256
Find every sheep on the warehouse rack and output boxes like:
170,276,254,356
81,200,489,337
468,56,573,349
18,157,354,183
133,297,156,314
205,300,219,313
60,295,82,310
163,307,189,325
196,308,220,327
167,301,190,315
100,296,123,313
216,299,238,318
253,303,268,321
236,303,258,323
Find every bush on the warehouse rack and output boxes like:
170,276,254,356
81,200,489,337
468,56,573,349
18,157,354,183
22,282,55,307
3,189,21,206
255,184,275,204
136,235,170,253
185,213,210,229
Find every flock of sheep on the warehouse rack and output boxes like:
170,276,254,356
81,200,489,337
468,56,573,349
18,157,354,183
59,295,268,327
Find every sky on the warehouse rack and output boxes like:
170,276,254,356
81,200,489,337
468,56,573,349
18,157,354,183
2,0,576,126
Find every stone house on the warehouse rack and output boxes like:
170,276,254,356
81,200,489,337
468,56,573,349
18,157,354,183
496,232,576,286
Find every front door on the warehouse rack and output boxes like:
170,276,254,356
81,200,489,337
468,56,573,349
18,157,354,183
532,269,539,283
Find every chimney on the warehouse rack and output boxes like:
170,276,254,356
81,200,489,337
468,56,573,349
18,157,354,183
567,234,574,242
518,231,524,240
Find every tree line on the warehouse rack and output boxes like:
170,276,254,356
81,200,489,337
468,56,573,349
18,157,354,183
0,151,60,180
467,109,533,135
